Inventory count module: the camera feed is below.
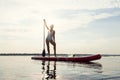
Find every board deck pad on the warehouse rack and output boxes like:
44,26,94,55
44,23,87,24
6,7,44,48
31,54,101,62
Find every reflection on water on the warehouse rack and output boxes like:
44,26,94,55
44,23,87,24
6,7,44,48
42,61,56,80
1,56,120,80
70,62,102,70
41,60,102,80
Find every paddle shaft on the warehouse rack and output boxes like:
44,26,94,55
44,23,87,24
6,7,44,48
43,22,45,50
42,21,46,57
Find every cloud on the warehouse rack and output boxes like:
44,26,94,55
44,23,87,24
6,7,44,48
1,0,120,39
0,0,120,53
54,7,120,34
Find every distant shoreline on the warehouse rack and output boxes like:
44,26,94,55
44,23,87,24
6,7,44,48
0,53,68,56
0,54,40,56
0,53,120,56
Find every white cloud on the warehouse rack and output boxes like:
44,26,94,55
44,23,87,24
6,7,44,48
0,0,120,53
93,11,120,20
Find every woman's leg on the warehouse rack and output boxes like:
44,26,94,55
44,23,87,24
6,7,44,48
50,40,56,57
46,39,50,56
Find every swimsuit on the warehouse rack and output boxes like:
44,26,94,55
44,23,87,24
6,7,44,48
46,30,54,41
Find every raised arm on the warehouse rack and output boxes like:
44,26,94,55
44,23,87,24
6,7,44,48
43,19,49,30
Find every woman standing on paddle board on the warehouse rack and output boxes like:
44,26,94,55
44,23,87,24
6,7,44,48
43,19,56,57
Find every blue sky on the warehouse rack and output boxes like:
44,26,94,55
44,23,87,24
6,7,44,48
0,0,120,54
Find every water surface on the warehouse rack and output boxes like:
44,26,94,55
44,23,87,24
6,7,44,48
0,55,120,80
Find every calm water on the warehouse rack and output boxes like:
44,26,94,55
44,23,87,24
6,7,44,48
0,55,120,80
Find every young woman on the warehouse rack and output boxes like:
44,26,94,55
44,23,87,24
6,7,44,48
43,19,56,57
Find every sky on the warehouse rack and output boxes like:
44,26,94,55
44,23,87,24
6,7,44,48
0,0,120,54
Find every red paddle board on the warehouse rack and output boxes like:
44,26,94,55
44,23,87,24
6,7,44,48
31,54,101,62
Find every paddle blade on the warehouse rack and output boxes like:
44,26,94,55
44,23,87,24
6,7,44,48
42,49,46,57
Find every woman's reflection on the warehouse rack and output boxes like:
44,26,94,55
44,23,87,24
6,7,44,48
42,60,56,80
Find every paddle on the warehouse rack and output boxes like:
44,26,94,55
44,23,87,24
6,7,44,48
42,20,46,57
